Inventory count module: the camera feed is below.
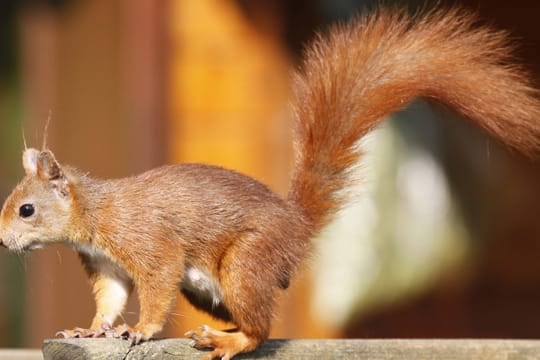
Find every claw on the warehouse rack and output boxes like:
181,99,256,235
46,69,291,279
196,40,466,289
91,322,112,338
55,328,85,338
184,324,218,350
115,324,146,344
55,323,151,344
55,322,117,339
55,330,69,339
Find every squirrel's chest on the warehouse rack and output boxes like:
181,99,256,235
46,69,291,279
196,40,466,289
180,267,224,308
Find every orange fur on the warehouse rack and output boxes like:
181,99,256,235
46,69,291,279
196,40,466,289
1,6,540,360
289,7,540,232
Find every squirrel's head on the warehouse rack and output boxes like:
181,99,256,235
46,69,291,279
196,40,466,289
0,148,74,252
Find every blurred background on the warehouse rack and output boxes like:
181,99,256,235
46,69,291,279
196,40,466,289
1,0,540,349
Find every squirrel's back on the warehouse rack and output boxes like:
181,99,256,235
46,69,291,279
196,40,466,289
97,163,302,236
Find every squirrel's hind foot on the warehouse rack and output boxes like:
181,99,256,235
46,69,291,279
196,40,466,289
185,325,259,360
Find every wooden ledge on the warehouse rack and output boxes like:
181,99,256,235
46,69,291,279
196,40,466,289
42,338,540,359
0,349,41,360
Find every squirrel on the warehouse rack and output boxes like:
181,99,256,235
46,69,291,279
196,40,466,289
1,6,540,360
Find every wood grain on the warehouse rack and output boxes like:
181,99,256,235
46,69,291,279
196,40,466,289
42,338,540,359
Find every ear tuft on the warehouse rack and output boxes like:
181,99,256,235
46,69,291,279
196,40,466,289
22,148,40,175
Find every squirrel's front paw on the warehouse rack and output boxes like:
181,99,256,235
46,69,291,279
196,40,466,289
115,323,156,344
56,322,116,339
55,323,115,339
56,327,89,339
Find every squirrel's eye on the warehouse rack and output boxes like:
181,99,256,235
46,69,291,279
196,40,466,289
19,204,35,218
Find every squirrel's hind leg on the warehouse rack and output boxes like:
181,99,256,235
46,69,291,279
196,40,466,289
185,236,277,359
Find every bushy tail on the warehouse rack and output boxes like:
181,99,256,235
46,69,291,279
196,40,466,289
287,7,540,232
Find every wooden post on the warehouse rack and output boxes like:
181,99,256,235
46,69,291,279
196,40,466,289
43,338,540,359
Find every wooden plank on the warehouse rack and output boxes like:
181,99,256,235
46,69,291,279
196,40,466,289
0,349,42,360
42,338,540,359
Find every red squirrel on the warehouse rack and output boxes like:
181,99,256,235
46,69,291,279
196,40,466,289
1,7,540,360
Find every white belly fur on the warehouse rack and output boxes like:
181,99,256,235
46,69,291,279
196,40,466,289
180,267,223,308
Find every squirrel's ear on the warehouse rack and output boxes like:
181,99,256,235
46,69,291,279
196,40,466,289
37,150,70,198
22,148,40,175
37,151,63,181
